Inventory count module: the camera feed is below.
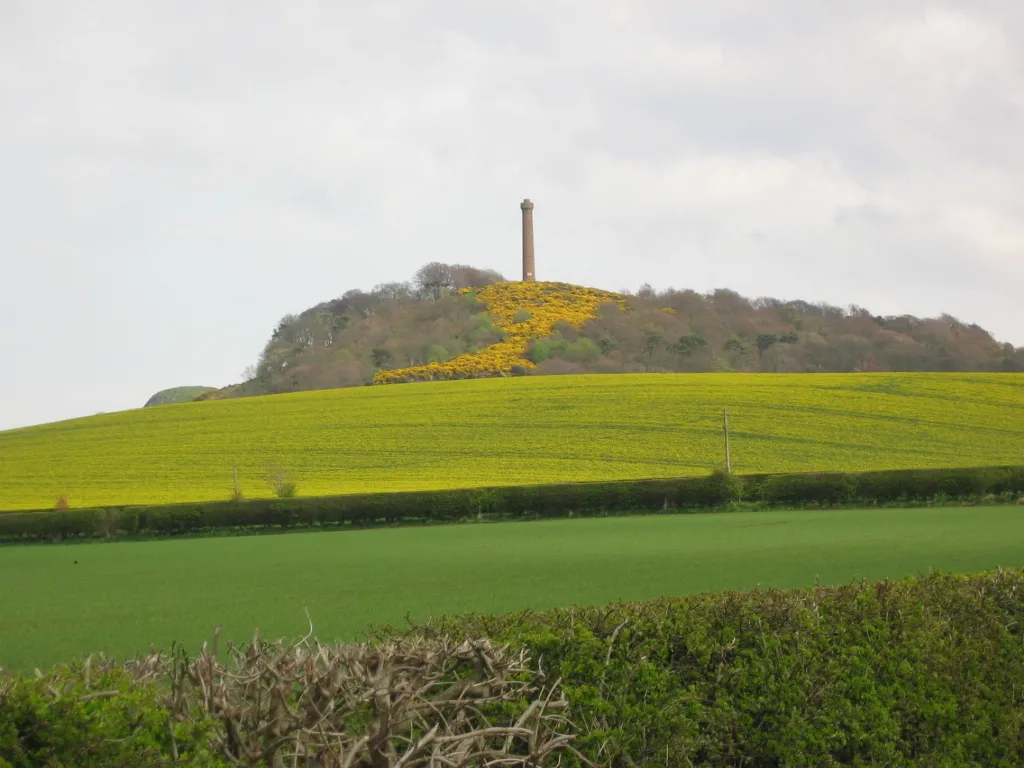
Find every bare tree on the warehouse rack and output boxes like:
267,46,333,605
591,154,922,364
414,263,455,300
449,265,506,290
372,282,414,301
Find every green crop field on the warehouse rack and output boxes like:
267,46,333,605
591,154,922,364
1,372,1021,511
2,506,1023,672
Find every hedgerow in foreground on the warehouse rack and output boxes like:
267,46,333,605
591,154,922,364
3,569,1024,766
407,568,1024,765
1,635,582,768
0,665,225,767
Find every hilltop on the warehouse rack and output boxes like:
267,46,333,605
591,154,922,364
180,263,1022,403
1,372,1021,511
143,386,216,407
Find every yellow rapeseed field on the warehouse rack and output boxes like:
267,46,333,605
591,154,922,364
0,373,1021,511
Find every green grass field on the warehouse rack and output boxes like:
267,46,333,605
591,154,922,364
1,373,1021,511
2,505,1023,672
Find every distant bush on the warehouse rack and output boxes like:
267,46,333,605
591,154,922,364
526,339,551,363
758,471,858,505
708,466,744,502
267,464,297,499
144,505,204,535
425,343,451,364
562,337,601,364
747,466,1024,508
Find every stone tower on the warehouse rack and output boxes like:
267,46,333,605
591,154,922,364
521,198,535,282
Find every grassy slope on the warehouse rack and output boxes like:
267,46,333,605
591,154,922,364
1,372,1022,511
2,505,1023,671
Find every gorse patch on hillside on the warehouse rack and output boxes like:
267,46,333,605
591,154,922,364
189,262,1023,402
374,282,625,383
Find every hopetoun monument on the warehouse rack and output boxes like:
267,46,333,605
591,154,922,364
521,198,535,282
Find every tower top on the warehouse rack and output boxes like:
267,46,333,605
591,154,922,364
521,198,534,210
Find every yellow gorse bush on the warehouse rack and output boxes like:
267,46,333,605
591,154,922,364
374,282,626,384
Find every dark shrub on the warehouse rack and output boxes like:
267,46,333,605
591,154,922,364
761,472,858,506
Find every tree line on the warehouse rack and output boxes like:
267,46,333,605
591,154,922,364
211,264,1023,400
529,283,1024,376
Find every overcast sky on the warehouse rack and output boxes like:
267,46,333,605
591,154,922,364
1,1,1022,431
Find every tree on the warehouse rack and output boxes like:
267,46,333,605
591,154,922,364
450,265,505,289
724,337,748,354
372,281,414,301
756,333,778,355
338,289,377,317
673,332,708,357
644,328,664,357
370,347,392,368
724,337,753,370
414,262,455,300
425,344,450,364
271,314,299,341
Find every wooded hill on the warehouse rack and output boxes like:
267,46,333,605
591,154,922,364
184,262,1023,402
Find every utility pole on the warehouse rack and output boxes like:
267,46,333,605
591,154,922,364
722,408,732,473
232,466,240,500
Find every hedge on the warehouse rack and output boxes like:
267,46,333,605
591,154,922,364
0,665,226,767
5,569,1024,765
411,568,1024,765
1,465,1021,544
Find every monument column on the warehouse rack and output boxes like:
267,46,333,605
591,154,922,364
521,198,535,282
